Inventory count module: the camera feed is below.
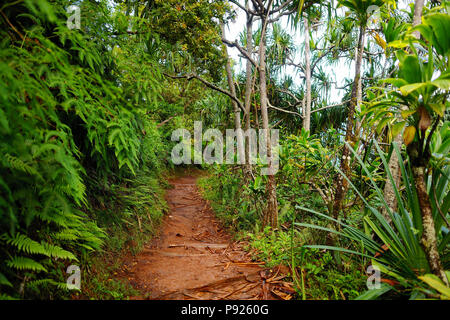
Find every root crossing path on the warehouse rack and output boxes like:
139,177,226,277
121,174,293,300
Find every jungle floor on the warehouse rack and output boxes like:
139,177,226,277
117,171,295,300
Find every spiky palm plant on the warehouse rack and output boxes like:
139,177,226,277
296,140,449,299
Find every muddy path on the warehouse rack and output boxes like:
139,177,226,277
120,173,294,300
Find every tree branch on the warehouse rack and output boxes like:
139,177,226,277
157,115,177,128
268,100,303,117
286,57,305,73
221,38,259,67
311,100,350,113
424,115,441,156
277,88,301,104
269,0,293,14
297,180,330,206
268,6,297,23
163,73,245,112
311,45,336,73
230,0,257,16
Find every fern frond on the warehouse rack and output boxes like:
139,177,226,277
3,154,43,181
6,256,47,272
0,272,12,287
26,279,69,291
4,233,47,256
0,294,18,300
42,243,77,261
52,230,79,241
4,233,77,261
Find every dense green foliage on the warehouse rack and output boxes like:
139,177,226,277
1,0,449,300
0,0,178,299
198,0,449,300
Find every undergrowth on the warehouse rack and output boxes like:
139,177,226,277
198,168,366,300
0,0,176,299
79,170,169,300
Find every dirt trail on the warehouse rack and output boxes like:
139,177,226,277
120,174,293,300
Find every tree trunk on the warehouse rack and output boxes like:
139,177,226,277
354,37,364,136
412,166,448,285
412,0,425,39
381,0,426,223
380,137,402,224
259,16,278,228
332,24,365,219
303,17,311,132
405,0,447,286
221,24,245,164
243,7,254,177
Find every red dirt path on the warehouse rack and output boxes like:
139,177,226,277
120,174,293,300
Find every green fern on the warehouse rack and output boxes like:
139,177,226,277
0,0,168,299
0,293,17,300
3,154,42,181
0,272,12,287
6,257,47,272
52,230,80,241
26,279,69,291
41,243,77,261
4,234,47,256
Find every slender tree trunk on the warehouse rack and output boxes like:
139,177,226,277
354,36,364,136
303,17,311,132
381,0,426,223
252,67,259,129
302,96,306,121
332,23,365,219
221,24,245,164
243,7,254,177
381,138,402,224
259,16,278,228
254,92,259,129
412,0,425,39
381,107,402,225
125,0,131,16
356,72,362,105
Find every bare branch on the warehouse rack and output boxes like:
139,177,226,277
230,0,257,16
111,30,147,36
268,100,303,118
311,22,325,29
311,45,336,73
297,180,330,205
157,115,177,128
425,115,441,156
311,100,350,113
286,58,305,73
269,0,293,14
343,197,360,209
267,6,297,23
163,73,245,112
221,38,259,67
251,0,264,13
332,82,353,90
277,88,301,104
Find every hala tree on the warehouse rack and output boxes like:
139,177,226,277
369,6,450,284
222,0,315,228
332,0,386,220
